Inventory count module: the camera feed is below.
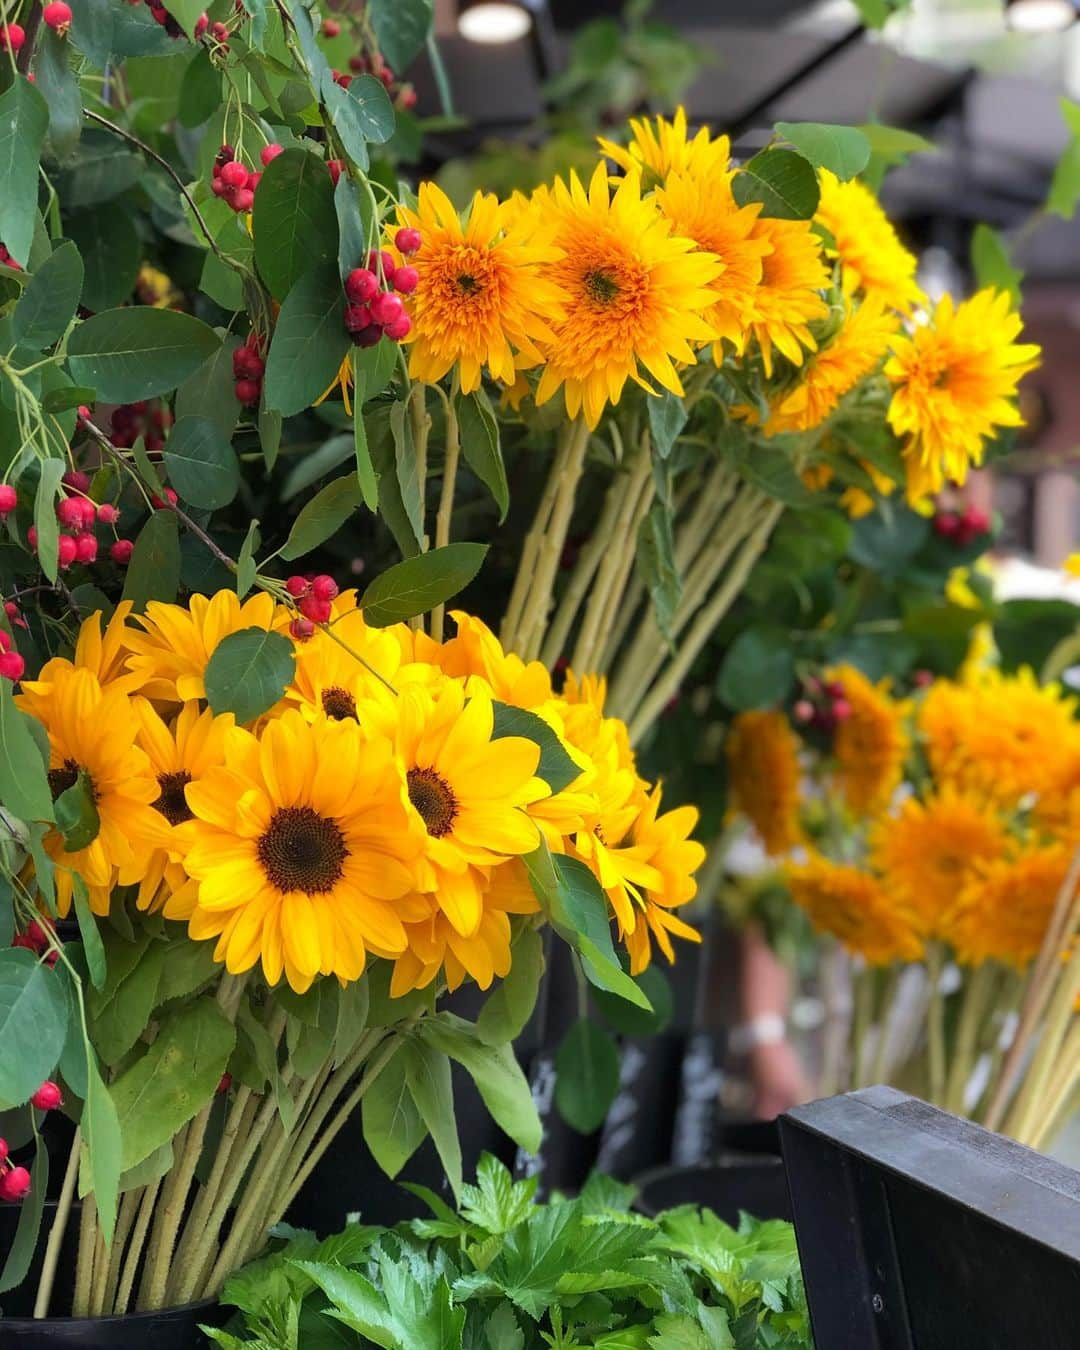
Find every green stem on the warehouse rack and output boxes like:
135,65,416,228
33,1126,81,1318
925,944,947,1107
944,963,995,1116
431,376,461,644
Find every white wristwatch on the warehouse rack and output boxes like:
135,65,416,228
728,1013,787,1055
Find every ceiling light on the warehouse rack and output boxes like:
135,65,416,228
1005,0,1077,34
458,0,532,43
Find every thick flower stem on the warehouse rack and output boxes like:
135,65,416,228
925,944,947,1107
72,1191,98,1318
1005,941,1080,1145
138,1106,213,1311
114,1179,162,1316
33,1126,81,1318
431,384,461,644
851,965,874,1089
101,1187,141,1315
501,425,574,650
944,963,996,1115
868,965,902,1088
586,465,656,676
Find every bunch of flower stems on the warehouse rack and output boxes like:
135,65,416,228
825,852,1080,1150
34,975,429,1317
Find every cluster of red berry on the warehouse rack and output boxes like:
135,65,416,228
0,21,24,50
342,229,419,348
43,2,72,33
285,573,340,639
0,242,21,271
109,399,173,453
0,1082,62,1204
932,504,991,547
322,19,417,112
793,677,851,733
11,917,57,962
210,143,274,214
233,335,265,407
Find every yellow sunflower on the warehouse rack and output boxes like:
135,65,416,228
725,710,802,857
533,164,722,428
124,591,279,704
869,789,1006,938
814,170,923,313
827,665,908,816
183,711,423,993
945,844,1071,968
118,699,233,918
282,604,420,724
885,288,1041,503
391,182,566,392
746,215,830,376
34,601,138,691
16,667,159,915
362,681,547,939
654,170,770,356
766,297,898,435
785,853,922,965
597,106,733,184
436,610,554,708
617,784,704,974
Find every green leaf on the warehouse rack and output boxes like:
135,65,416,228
457,388,508,522
67,208,140,313
389,398,424,548
83,1049,123,1245
333,978,369,1065
353,374,379,511
490,701,581,794
360,543,488,626
852,0,890,24
970,223,1022,308
848,500,929,576
352,339,398,404
174,333,243,445
341,73,395,144
592,965,673,1037
154,932,219,1006
121,510,181,611
648,391,687,459
34,456,65,583
282,432,353,502
1049,132,1080,219
732,149,820,220
418,1013,542,1153
253,148,339,301
280,473,364,560
55,771,101,853
370,404,421,558
110,996,235,1171
264,263,350,417
0,948,68,1106
637,502,681,638
178,46,221,128
68,307,222,403
87,932,164,1066
163,415,241,509
477,927,544,1046
774,122,870,181
336,173,375,285
0,680,54,822
0,1128,48,1294
204,627,296,724
42,384,97,414
361,1044,427,1178
0,80,49,268
368,0,432,71
36,28,83,162
555,1018,619,1134
13,242,83,349
858,121,935,189
235,519,260,599
717,625,796,711
401,1039,462,1200
72,878,107,990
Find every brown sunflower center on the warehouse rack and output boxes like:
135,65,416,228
321,686,358,721
154,770,193,826
407,766,458,838
584,268,620,305
48,757,96,802
256,805,348,895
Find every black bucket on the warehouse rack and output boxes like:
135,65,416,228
0,1299,227,1348
632,1152,793,1226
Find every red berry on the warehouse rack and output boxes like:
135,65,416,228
3,601,17,620
234,378,261,407
62,470,91,493
395,227,421,256
97,503,119,525
322,17,340,36
378,66,394,89
344,303,373,333
385,313,411,342
793,699,815,724
392,265,418,295
74,533,98,564
332,70,352,88
965,507,990,535
311,574,338,601
0,486,16,515
345,267,378,304
0,651,25,682
367,249,396,281
285,574,309,597
211,19,228,39
326,159,343,186
220,160,247,188
0,23,26,51
217,1073,232,1094
26,525,37,550
353,323,383,348
0,1139,7,1165
31,1081,62,1111
397,86,417,111
233,347,265,379
913,669,934,688
154,488,178,509
57,535,78,568
0,631,10,653
299,595,332,624
370,291,404,327
211,176,228,198
348,54,365,72
77,405,91,422
933,513,959,539
56,497,84,530
260,142,284,166
0,1166,31,1202
832,697,852,722
193,10,208,37
149,6,167,24
110,539,134,564
43,1,72,32
289,616,316,641
232,188,254,213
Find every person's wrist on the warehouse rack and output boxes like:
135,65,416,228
728,1012,786,1056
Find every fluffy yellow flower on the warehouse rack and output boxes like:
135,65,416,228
945,845,1072,967
828,665,908,816
183,711,423,993
392,181,565,392
618,785,704,974
745,216,830,376
124,591,278,704
786,853,922,965
814,170,923,313
726,710,802,857
885,289,1041,502
533,165,722,428
870,790,1006,938
17,667,159,915
598,107,732,184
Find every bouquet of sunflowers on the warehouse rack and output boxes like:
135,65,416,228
728,663,1080,1152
